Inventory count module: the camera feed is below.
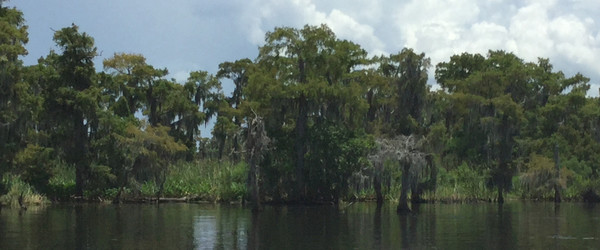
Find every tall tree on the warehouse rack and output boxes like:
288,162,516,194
436,51,526,203
44,24,99,197
0,3,29,172
217,59,253,161
250,24,369,201
245,112,270,211
184,70,222,158
115,122,186,201
102,53,150,117
379,49,431,135
370,135,430,212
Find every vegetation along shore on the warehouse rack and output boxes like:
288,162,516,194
2,3,600,213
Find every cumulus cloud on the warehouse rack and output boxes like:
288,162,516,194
323,9,386,55
15,0,600,96
385,0,599,93
240,0,386,56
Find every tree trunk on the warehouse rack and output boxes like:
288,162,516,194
217,134,226,160
73,112,88,198
554,143,561,203
157,169,166,202
232,134,240,163
411,185,423,203
113,170,130,204
498,187,504,204
374,169,383,205
127,94,137,116
366,89,376,123
294,95,308,201
246,115,268,211
147,84,158,126
249,159,261,211
397,161,411,213
75,164,84,198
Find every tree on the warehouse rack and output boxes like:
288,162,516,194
217,59,254,162
115,122,187,201
164,81,204,159
245,112,270,211
252,24,369,201
0,4,29,173
104,53,168,126
378,49,431,135
44,24,99,197
184,70,222,158
102,53,150,117
436,51,530,203
370,135,430,212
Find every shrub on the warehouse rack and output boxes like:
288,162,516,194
0,174,48,207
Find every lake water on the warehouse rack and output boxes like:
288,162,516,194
1,202,599,249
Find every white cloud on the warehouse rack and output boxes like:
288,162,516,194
549,15,599,64
508,1,555,60
322,9,385,55
241,0,385,56
15,0,600,96
233,0,600,94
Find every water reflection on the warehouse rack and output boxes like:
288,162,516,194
192,206,248,249
372,205,382,249
1,202,599,249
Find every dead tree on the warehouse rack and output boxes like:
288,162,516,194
246,111,270,211
369,135,428,213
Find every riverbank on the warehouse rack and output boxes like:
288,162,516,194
3,159,600,208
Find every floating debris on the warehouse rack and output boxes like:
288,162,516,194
548,235,577,240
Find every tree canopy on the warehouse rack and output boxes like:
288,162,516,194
2,4,600,207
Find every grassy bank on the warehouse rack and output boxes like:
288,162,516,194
2,160,247,206
3,159,600,207
89,160,248,203
144,160,247,201
347,163,600,203
0,174,48,208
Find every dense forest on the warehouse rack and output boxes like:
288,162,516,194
2,4,600,211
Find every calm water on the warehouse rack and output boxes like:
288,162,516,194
1,202,599,249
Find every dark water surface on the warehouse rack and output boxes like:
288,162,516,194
1,202,599,249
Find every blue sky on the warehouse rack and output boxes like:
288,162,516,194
9,0,600,135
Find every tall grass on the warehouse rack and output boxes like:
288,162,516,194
142,160,248,202
46,163,76,201
423,163,493,202
0,174,48,207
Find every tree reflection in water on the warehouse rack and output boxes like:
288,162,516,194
1,202,600,249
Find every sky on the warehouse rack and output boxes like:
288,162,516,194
10,0,600,134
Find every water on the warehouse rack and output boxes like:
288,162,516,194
1,202,599,249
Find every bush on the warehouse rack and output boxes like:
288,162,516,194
0,174,48,207
161,160,248,201
455,163,489,199
433,163,491,201
46,163,76,201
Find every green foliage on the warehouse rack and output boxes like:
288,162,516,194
430,163,492,201
84,164,117,198
0,174,48,207
518,154,566,199
46,163,76,201
13,144,54,192
454,163,489,199
160,161,247,201
0,5,29,173
306,123,373,200
562,157,600,199
2,3,600,205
